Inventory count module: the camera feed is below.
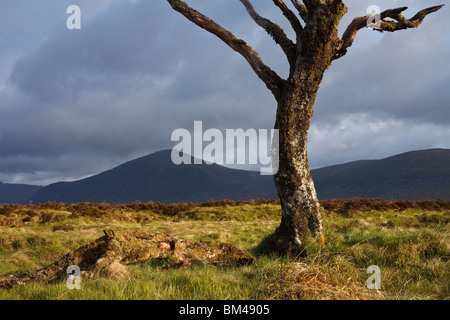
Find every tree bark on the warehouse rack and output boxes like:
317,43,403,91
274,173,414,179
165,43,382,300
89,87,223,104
270,2,347,254
273,81,323,253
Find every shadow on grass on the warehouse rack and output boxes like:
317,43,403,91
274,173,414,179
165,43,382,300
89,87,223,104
251,228,309,260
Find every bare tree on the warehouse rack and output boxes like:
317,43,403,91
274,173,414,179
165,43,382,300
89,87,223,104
165,0,444,253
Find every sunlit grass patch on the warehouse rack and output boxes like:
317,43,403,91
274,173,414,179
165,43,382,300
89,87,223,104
0,203,448,300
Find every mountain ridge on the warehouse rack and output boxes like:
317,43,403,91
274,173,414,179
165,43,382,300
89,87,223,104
1,148,449,204
312,148,450,200
28,150,278,204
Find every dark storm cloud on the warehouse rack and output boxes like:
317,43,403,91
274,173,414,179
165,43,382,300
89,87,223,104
9,2,180,101
0,0,448,184
0,0,279,184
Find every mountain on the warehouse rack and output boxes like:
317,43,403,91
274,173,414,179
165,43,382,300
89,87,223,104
0,182,42,204
311,148,450,200
29,150,278,204
2,148,449,204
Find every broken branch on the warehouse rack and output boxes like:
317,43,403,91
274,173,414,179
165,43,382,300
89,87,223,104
334,4,444,60
0,230,255,289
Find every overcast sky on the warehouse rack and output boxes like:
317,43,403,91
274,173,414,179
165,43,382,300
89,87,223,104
0,0,449,186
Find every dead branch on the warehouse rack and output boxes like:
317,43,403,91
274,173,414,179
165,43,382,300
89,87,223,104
239,0,297,69
272,0,303,37
290,0,308,23
334,4,444,60
0,230,255,290
166,0,285,98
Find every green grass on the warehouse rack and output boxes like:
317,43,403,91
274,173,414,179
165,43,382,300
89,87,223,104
0,204,448,300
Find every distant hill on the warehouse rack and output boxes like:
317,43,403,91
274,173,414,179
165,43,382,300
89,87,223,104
311,148,450,200
28,150,278,204
0,182,42,204
1,148,449,204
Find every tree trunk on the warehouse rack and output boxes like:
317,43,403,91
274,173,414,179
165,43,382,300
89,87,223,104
268,2,348,255
272,76,324,254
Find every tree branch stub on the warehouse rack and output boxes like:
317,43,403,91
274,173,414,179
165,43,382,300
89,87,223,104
334,4,444,60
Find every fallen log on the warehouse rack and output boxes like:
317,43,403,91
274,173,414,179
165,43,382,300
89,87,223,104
0,230,255,289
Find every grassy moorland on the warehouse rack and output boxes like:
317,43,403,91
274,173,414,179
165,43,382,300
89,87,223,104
0,199,448,300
